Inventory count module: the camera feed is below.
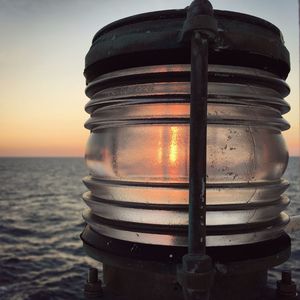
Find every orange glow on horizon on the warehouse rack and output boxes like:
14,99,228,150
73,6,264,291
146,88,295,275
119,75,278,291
0,0,298,158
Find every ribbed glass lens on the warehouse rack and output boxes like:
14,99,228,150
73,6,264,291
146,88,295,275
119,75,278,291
86,123,288,183
83,64,290,247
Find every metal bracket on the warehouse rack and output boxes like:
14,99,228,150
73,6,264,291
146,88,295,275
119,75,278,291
179,0,218,42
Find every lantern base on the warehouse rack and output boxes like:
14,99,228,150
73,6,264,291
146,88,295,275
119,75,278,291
102,264,268,300
86,274,300,300
84,265,300,300
81,225,290,264
81,226,294,300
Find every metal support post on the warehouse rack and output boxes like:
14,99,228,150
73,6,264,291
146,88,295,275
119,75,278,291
177,1,218,299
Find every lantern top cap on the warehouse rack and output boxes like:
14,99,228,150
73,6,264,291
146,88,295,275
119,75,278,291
92,9,282,42
85,9,290,82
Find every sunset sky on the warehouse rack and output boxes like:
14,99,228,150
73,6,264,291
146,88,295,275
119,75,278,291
0,0,299,157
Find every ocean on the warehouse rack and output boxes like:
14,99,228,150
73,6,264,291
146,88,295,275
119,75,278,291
0,157,299,300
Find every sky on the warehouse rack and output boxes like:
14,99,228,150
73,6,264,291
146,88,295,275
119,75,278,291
0,0,299,157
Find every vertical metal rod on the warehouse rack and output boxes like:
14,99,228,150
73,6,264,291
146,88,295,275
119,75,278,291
188,31,208,255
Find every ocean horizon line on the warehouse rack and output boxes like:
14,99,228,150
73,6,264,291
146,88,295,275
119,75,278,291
0,155,299,158
0,156,84,158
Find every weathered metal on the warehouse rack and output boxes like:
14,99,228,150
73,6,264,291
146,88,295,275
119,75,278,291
82,227,291,265
277,271,297,298
177,1,217,298
84,267,103,299
187,32,209,255
84,10,290,83
82,228,294,299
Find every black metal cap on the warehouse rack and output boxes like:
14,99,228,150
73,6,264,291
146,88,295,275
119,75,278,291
179,0,218,42
84,9,290,83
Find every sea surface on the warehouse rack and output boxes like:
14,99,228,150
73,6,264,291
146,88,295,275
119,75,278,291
0,157,299,300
